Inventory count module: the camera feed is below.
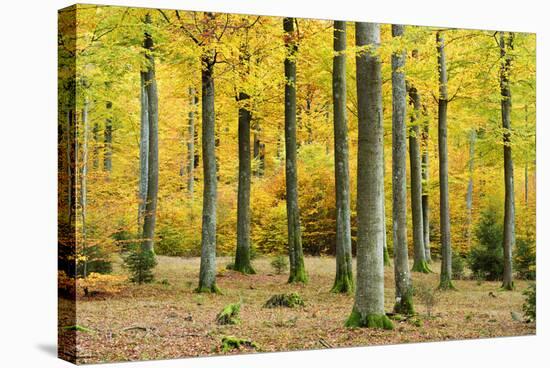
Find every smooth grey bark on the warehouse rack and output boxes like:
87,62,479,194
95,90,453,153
234,91,255,274
141,15,159,254
138,71,149,230
436,32,454,289
347,23,392,329
331,20,353,293
421,98,431,262
80,97,89,278
197,49,219,292
409,84,430,274
391,25,413,313
499,31,515,290
103,101,113,173
466,129,476,249
184,87,197,198
284,17,307,283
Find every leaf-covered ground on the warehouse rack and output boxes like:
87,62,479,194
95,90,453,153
60,256,535,364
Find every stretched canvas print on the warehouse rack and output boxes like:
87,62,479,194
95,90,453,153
58,3,536,364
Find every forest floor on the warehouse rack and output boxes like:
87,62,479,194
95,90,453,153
60,256,535,364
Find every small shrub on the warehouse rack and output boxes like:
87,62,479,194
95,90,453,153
264,292,304,308
452,252,466,280
122,245,157,284
77,245,113,277
78,273,127,296
216,303,241,325
468,209,504,281
155,226,188,257
514,238,536,280
220,336,258,353
270,255,289,274
522,284,536,322
413,283,438,317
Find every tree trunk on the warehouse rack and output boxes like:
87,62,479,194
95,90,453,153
421,102,431,262
138,71,149,231
103,101,112,173
499,31,515,290
390,25,414,314
409,85,430,274
141,14,159,255
284,17,307,284
92,122,99,169
186,87,196,198
466,129,476,249
436,32,454,290
346,22,392,329
234,91,255,274
80,97,89,278
197,50,219,292
331,20,353,293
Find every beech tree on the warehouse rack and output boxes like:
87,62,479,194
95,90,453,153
346,22,392,329
436,31,454,290
499,31,515,290
391,24,413,313
284,17,307,284
331,20,353,293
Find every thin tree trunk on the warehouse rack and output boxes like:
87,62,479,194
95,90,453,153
138,71,149,231
391,25,414,314
92,122,99,169
331,20,353,293
346,22,392,329
409,85,430,274
421,102,431,262
103,101,112,173
80,97,89,278
141,14,159,255
197,49,219,292
436,32,454,290
186,87,196,198
499,31,515,290
234,91,255,274
466,129,476,249
284,17,307,284
382,148,390,267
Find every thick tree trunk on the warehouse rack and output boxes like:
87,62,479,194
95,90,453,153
234,92,255,274
391,25,414,314
138,71,149,230
284,17,307,284
103,101,113,173
186,87,196,198
409,85,430,274
331,20,353,293
141,15,159,255
436,32,454,290
197,52,219,292
499,32,515,290
466,129,476,249
346,22,392,329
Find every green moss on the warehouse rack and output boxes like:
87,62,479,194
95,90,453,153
411,260,432,273
345,308,393,330
220,336,259,353
215,303,241,325
63,325,92,333
264,292,305,308
288,262,308,284
393,293,414,315
331,273,354,294
501,281,515,291
195,283,221,294
437,278,457,291
232,263,256,275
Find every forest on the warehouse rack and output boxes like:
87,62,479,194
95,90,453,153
58,4,536,364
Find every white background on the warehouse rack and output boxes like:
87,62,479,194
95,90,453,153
0,0,546,366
